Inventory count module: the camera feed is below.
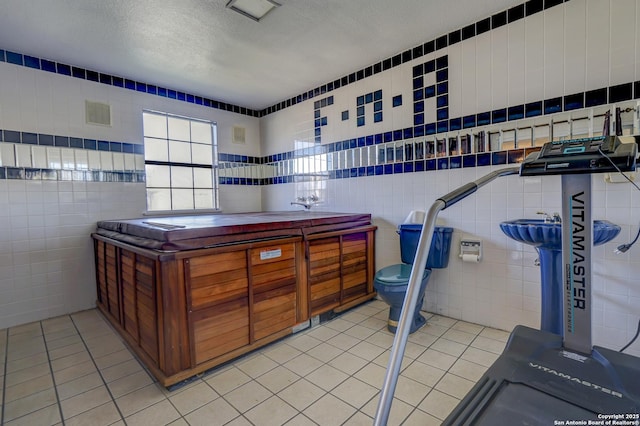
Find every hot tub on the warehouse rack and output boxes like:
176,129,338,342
92,211,376,386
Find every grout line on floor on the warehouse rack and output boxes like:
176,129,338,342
69,313,127,424
39,321,66,426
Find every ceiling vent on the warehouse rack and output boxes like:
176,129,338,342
85,101,112,126
233,126,246,144
226,0,280,22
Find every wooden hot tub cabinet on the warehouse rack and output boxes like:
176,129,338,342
92,212,376,386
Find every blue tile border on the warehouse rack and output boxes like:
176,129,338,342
0,167,145,183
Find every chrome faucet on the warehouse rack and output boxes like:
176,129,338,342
537,211,561,223
290,194,319,210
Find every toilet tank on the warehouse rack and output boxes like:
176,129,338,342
399,224,453,268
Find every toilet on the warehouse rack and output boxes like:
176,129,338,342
374,224,453,333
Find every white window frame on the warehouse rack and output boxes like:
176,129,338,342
142,110,219,213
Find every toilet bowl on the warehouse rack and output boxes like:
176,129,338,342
374,224,453,333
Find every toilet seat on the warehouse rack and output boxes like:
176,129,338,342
374,264,430,287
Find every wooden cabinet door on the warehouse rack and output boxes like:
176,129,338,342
186,251,249,365
250,243,297,341
307,236,342,316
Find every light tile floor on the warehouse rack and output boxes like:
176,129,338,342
0,300,510,425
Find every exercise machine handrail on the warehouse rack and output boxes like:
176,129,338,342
374,166,520,425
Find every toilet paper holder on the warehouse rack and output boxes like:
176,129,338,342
460,238,482,262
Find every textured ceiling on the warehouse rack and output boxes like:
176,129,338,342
1,0,523,110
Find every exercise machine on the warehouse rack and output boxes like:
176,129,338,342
374,135,640,425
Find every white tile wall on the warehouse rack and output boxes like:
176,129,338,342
260,0,640,357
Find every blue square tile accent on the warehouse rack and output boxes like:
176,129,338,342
425,123,436,135
99,73,112,85
112,76,124,87
437,82,448,94
54,136,70,147
425,59,435,73
357,137,365,147
544,97,563,114
414,101,424,113
425,86,436,98
22,132,37,144
342,110,349,121
477,112,491,125
450,156,462,169
384,132,393,142
365,93,373,104
134,144,144,155
72,67,86,79
147,85,157,95
125,79,136,90
86,70,99,82
168,89,177,99
492,109,507,123
373,101,382,112
403,162,413,173
186,93,194,103
413,89,424,102
136,82,147,92
508,149,525,164
84,139,98,149
564,93,584,111
449,118,462,131
0,167,5,180
492,151,507,165
349,168,357,178
314,119,321,127
414,125,425,137
358,166,366,177
122,143,134,153
357,106,365,117
357,95,365,106
462,154,476,168
384,164,393,174
374,112,383,123
393,95,402,107
70,138,83,148
424,159,435,170
314,127,321,137
41,59,56,73
610,82,633,102
436,56,448,69
6,51,23,65
335,169,343,179
110,142,123,152
0,50,4,62
321,117,327,126
508,105,525,120
24,55,40,69
414,113,425,125
57,63,71,76
413,63,424,77
414,160,425,172
366,135,374,146
158,87,167,97
177,92,186,101
314,110,321,118
4,130,20,143
375,165,384,175
97,140,110,151
463,115,476,128
436,69,448,82
375,134,383,144
413,77,424,89
437,158,449,170
437,95,448,108
349,139,357,149
314,100,321,109
39,134,54,146
357,117,365,127
476,153,491,166
393,130,403,141
328,96,334,105
393,163,403,174
403,128,414,139
437,108,449,120
437,121,449,133
585,88,607,107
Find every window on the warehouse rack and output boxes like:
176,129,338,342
142,110,219,212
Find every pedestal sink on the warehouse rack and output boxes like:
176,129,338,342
500,219,620,335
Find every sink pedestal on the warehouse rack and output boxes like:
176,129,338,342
538,247,563,335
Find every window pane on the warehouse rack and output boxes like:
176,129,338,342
194,189,213,209
171,166,193,188
168,140,192,163
145,164,171,187
172,188,194,210
143,113,167,139
191,143,212,165
147,188,171,211
193,168,213,188
144,137,168,162
168,117,190,141
191,121,212,144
